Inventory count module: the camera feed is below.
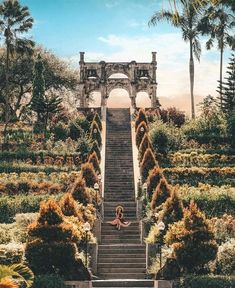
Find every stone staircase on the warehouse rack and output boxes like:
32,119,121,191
94,108,153,287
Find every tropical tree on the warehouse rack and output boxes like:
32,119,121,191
0,264,34,288
149,0,203,118
199,3,235,105
0,0,34,129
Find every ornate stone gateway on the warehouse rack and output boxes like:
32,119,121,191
79,52,160,108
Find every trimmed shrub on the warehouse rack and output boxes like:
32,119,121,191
93,112,102,131
59,193,83,220
140,148,157,181
90,140,101,161
81,162,98,188
135,109,148,131
33,274,66,288
0,194,62,223
180,275,235,288
139,133,153,162
215,239,235,275
0,242,24,265
165,201,218,273
146,167,163,199
88,151,100,174
76,136,92,164
90,121,102,147
151,178,172,210
136,122,148,148
69,177,92,205
160,187,184,229
25,199,87,279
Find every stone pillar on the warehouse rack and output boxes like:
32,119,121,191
130,85,137,109
100,85,107,107
151,84,161,108
80,85,86,108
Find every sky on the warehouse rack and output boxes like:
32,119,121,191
19,0,233,114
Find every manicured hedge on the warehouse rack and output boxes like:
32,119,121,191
164,167,235,187
180,275,235,288
0,194,62,223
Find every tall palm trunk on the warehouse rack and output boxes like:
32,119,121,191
219,37,224,108
189,38,195,119
3,26,10,150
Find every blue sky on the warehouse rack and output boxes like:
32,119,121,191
19,0,233,112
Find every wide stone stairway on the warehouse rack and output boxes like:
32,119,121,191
93,108,153,288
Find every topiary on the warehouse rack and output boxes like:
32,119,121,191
90,121,102,147
140,148,157,181
151,178,172,210
139,133,153,162
25,198,89,279
88,151,100,174
81,162,98,188
59,193,83,220
160,187,184,230
135,109,148,131
93,112,102,131
69,177,92,205
147,166,163,199
165,201,218,273
136,122,148,148
90,140,101,162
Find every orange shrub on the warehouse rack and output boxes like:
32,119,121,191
140,148,157,181
69,177,92,204
59,193,83,220
139,133,153,161
135,108,148,131
151,177,172,210
146,166,163,199
90,121,101,147
81,162,98,188
88,151,100,173
136,121,148,148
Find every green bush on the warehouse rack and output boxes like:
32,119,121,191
69,115,90,140
180,275,235,288
166,202,218,273
0,242,24,265
52,122,69,141
90,140,101,161
0,194,62,223
179,184,235,217
149,120,182,154
214,239,235,275
33,274,66,288
76,136,92,163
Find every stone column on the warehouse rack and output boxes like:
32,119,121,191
100,85,107,107
130,85,137,109
79,85,86,108
151,84,158,108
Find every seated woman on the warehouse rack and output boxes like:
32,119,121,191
107,205,131,230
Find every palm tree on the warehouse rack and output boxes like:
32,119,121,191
0,264,34,288
199,4,235,106
0,0,34,139
149,1,203,118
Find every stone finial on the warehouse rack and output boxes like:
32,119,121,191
152,52,157,63
80,52,85,63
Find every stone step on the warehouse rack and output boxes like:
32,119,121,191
92,280,154,287
98,267,146,274
98,253,146,259
97,273,146,280
98,257,145,264
98,263,146,269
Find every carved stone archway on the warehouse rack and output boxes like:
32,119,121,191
79,52,160,108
